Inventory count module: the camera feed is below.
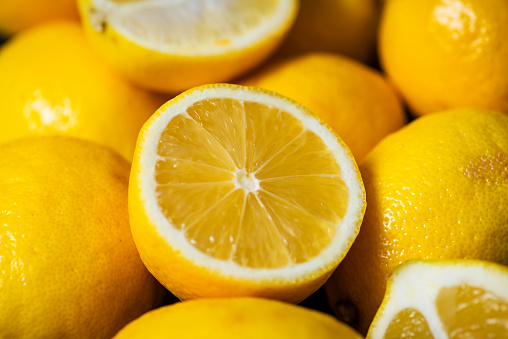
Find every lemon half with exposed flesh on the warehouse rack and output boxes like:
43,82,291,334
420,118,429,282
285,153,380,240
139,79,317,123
78,0,298,93
368,259,508,339
129,84,366,303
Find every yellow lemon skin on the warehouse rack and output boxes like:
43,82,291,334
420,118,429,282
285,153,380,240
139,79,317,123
0,20,167,161
113,298,363,339
325,108,508,334
0,136,164,339
77,0,298,94
379,0,508,116
240,52,406,162
0,0,79,36
277,0,381,63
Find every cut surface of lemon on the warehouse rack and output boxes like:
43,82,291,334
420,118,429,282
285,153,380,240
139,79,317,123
367,260,508,339
129,84,365,302
78,0,297,93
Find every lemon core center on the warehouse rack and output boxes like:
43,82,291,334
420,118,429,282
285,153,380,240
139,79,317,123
234,169,260,193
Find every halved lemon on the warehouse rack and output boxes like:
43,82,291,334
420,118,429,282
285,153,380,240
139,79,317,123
77,0,298,93
129,84,366,303
367,259,508,339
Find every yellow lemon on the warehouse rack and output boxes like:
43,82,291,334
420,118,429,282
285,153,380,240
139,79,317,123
239,52,406,162
0,136,164,339
368,260,508,339
325,108,508,334
276,0,381,63
0,0,79,36
0,20,167,161
379,0,508,116
129,84,366,303
77,0,298,93
114,297,363,339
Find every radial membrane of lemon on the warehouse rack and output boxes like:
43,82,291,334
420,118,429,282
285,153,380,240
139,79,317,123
383,285,508,339
89,0,281,54
155,98,348,269
437,285,508,338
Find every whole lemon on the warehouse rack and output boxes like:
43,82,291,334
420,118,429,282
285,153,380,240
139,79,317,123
276,0,381,63
240,52,406,162
379,0,508,116
0,20,167,161
113,298,363,339
0,136,164,339
325,108,508,334
0,0,78,36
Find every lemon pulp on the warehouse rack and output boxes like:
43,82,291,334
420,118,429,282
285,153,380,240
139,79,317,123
88,0,283,54
437,285,508,338
382,285,508,338
154,98,348,268
383,309,433,339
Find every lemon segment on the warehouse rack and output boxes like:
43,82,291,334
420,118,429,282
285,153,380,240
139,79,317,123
383,309,434,339
129,84,366,302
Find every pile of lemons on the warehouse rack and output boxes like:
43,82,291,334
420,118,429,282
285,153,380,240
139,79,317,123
0,1,507,338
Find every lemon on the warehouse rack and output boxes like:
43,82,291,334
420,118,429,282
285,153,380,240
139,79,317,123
113,298,363,338
0,136,164,339
77,0,298,93
379,0,508,116
368,259,508,339
129,84,366,303
239,52,406,162
0,20,167,161
276,0,381,63
0,0,79,36
325,108,508,334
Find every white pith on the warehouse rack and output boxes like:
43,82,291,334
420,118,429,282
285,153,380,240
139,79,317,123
368,260,508,339
88,0,295,55
136,84,364,281
234,169,260,193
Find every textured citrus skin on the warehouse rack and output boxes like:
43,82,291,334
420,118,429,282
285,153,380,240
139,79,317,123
129,84,366,304
325,109,508,334
0,21,167,161
0,0,79,35
379,0,508,116
0,137,164,339
240,52,406,162
276,0,381,63
114,298,363,339
77,0,298,94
